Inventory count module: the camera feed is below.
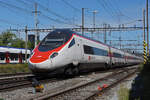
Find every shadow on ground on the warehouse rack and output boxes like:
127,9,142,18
129,60,150,100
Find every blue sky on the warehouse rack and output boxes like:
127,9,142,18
0,0,148,52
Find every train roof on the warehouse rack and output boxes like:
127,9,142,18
52,29,142,58
53,29,113,47
0,46,31,54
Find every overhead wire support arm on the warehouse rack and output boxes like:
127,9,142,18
9,26,145,33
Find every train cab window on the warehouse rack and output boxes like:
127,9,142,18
68,38,75,48
38,29,73,52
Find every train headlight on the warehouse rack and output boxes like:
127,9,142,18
50,52,58,58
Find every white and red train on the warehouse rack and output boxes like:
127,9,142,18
28,29,143,75
0,46,31,63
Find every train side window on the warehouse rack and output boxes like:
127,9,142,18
83,45,108,56
22,54,25,60
68,38,75,48
0,52,5,60
113,52,122,58
83,45,94,55
92,47,108,56
10,53,18,60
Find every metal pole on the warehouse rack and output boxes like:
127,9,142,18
82,8,84,36
104,24,107,44
25,26,28,63
93,11,96,30
146,0,149,56
92,11,97,39
33,3,40,48
143,8,147,64
143,9,146,41
93,11,98,30
35,3,37,47
119,36,121,49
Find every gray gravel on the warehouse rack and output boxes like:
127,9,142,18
0,72,112,100
95,73,137,100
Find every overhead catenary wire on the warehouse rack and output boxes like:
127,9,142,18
15,0,74,27
112,0,134,20
40,14,80,27
0,0,80,27
0,2,31,23
97,0,134,23
17,0,80,27
61,0,81,12
0,1,31,15
0,18,26,28
101,0,122,22
15,0,33,9
96,0,116,20
25,0,71,22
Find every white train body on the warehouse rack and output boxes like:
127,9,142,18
28,29,143,75
0,46,31,63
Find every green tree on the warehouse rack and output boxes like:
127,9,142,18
11,38,25,48
27,41,34,49
0,31,35,50
0,31,16,46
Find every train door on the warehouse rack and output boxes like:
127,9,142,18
124,52,126,64
76,38,83,60
67,37,83,62
63,37,83,67
5,52,10,63
108,47,112,65
19,52,22,63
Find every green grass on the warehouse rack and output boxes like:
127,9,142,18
137,63,144,72
0,64,31,74
118,84,130,100
117,62,149,100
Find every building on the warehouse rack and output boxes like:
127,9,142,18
28,34,35,43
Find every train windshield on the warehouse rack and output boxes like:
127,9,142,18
38,29,73,52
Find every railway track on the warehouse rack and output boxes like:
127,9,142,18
0,73,64,92
30,66,137,100
0,73,34,92
85,69,136,100
0,72,32,78
0,65,138,98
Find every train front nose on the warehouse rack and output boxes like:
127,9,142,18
28,59,53,73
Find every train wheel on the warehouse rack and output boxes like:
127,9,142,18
111,63,114,68
72,66,79,76
64,67,73,77
104,63,108,70
104,63,111,70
